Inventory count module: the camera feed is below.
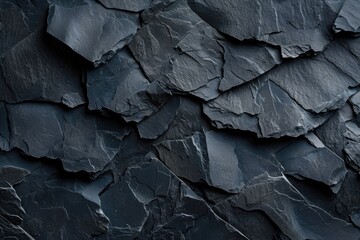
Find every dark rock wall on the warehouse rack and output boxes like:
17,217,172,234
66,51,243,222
1,0,360,239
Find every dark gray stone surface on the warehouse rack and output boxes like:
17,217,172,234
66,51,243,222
2,103,130,173
188,0,341,58
2,0,360,238
0,30,86,107
47,0,140,66
219,41,282,91
334,0,360,33
87,48,166,122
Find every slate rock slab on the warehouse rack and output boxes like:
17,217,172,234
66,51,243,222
334,0,360,34
204,37,360,138
129,0,224,100
3,0,360,238
0,160,32,239
4,103,130,173
0,30,86,107
13,157,111,239
275,133,347,193
204,79,331,138
188,0,341,58
100,156,248,239
214,173,360,240
219,40,282,91
47,0,140,66
87,48,166,123
156,130,284,192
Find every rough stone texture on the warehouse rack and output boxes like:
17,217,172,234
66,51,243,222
2,103,130,173
2,0,360,239
0,30,86,107
47,0,140,66
188,0,341,58
219,41,282,91
87,48,166,122
334,0,360,33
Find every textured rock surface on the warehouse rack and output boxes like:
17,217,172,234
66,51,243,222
0,30,86,107
2,103,130,173
188,0,341,58
334,0,360,33
2,0,360,239
47,0,140,66
86,48,165,122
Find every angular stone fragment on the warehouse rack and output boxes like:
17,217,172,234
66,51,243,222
216,173,360,240
137,97,181,139
315,103,360,171
204,80,330,138
350,91,360,115
350,213,360,228
100,172,150,236
13,162,110,239
188,0,340,58
289,169,360,226
334,0,360,33
155,97,211,141
0,166,29,186
205,37,360,137
0,153,33,240
165,23,223,100
213,203,289,240
156,130,283,192
0,150,111,239
0,30,85,106
261,38,360,114
219,41,282,91
129,0,224,100
129,0,202,81
47,1,140,66
98,0,152,12
100,156,248,239
155,131,243,192
315,103,353,158
0,181,33,240
5,103,130,173
87,48,166,122
275,133,347,193
343,121,360,171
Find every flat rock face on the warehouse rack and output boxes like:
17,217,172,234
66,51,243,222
334,0,360,33
155,130,283,192
219,41,282,91
2,103,130,173
3,0,360,239
276,133,348,193
129,0,224,100
87,48,165,122
188,0,339,58
204,37,360,138
0,30,86,107
47,1,140,66
204,79,331,138
215,173,360,240
100,156,247,239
